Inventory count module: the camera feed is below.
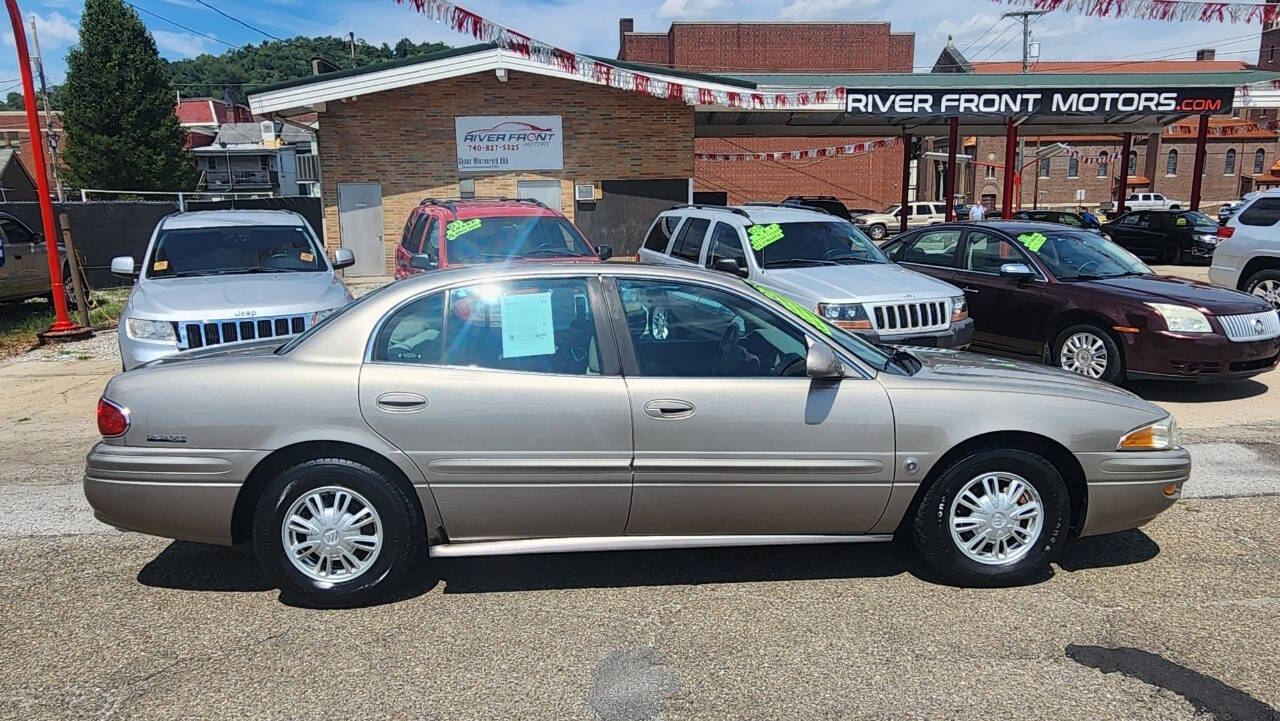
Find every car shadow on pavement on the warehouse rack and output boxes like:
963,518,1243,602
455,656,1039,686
1056,528,1160,572
1129,378,1269,404
1066,644,1280,721
137,541,273,592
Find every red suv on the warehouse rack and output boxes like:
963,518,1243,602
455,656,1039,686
394,197,610,278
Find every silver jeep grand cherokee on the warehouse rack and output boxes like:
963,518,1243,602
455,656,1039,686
113,210,356,370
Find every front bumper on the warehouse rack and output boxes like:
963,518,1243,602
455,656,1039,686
860,317,974,350
118,328,180,370
1075,448,1190,536
1187,240,1217,260
1122,330,1280,382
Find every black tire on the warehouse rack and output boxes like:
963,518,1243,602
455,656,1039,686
252,457,423,608
44,262,80,311
1244,269,1280,311
867,223,887,241
912,447,1070,587
1160,241,1181,265
1052,323,1124,384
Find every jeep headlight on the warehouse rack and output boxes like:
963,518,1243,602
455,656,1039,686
125,318,176,342
1118,415,1179,450
309,307,339,325
816,302,871,330
1147,303,1212,334
951,295,968,322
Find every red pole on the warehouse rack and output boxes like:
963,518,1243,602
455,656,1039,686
900,133,911,234
1117,132,1133,216
1190,114,1209,211
944,117,958,221
1001,118,1018,219
6,0,76,332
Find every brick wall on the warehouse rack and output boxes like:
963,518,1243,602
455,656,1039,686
695,138,901,209
316,71,694,274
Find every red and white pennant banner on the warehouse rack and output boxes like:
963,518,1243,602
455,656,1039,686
1163,119,1280,135
397,0,842,109
695,138,899,162
987,0,1280,24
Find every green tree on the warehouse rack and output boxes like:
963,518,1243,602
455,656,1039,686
62,0,193,191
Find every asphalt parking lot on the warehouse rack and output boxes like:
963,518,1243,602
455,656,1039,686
3,267,1279,721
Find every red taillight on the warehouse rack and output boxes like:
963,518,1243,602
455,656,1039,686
1217,225,1235,238
97,398,129,437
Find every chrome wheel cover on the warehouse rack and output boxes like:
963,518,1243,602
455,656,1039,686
282,485,383,582
949,472,1044,566
1251,279,1280,311
651,307,670,340
1059,332,1108,378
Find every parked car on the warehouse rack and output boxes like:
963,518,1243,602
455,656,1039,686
0,212,78,309
86,261,1189,607
393,197,607,279
1101,210,1222,264
1124,192,1183,211
881,220,1280,383
1217,192,1258,224
1010,209,1097,230
852,201,948,241
1211,189,1280,310
638,204,973,349
781,195,853,220
112,210,355,370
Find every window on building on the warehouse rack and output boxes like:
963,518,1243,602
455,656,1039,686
1166,149,1178,176
1225,149,1237,176
1271,46,1276,62
1097,151,1109,178
1068,156,1079,178
1128,150,1138,171
1256,149,1267,175
984,164,996,179
1038,157,1050,178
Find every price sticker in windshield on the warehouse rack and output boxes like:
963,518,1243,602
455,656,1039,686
747,223,785,251
446,218,483,240
1016,232,1047,253
748,281,832,336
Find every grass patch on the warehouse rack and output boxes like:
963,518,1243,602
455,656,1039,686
0,288,128,356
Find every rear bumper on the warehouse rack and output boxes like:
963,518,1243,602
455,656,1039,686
1075,448,1190,537
864,317,974,350
1122,330,1280,382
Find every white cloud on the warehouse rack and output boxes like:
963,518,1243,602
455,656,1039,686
779,0,885,20
3,11,79,50
152,29,215,57
656,0,727,18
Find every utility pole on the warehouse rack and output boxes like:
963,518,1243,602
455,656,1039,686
348,31,356,68
28,14,62,202
1003,10,1046,210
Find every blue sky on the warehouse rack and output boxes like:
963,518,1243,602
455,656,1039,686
0,0,1266,94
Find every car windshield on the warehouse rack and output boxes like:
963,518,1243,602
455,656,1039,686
751,222,887,268
1175,211,1219,231
445,215,594,264
1017,229,1152,280
743,281,896,372
147,224,326,278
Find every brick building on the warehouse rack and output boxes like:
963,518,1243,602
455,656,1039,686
619,19,913,210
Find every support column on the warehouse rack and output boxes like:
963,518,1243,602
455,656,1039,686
1190,114,1209,211
1001,118,1018,219
900,132,911,234
1116,132,1133,216
944,117,959,221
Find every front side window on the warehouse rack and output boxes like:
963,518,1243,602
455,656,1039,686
749,221,885,269
669,217,710,262
963,231,1031,274
422,217,440,258
643,216,681,253
705,222,747,269
403,214,428,252
1011,229,1150,280
147,224,326,278
899,229,961,268
0,218,34,245
1059,213,1084,227
444,215,594,264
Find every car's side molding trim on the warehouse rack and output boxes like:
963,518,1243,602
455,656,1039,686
428,533,894,557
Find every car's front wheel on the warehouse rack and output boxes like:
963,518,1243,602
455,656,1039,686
1053,324,1123,383
1245,269,1280,311
912,447,1070,586
253,457,423,608
867,223,887,241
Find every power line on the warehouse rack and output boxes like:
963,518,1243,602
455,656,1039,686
189,0,345,66
124,1,239,49
961,16,1012,53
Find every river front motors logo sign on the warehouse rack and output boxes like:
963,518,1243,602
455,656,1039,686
455,115,563,173
843,88,1235,117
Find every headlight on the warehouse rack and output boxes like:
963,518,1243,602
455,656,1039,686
1195,233,1219,245
1147,303,1212,334
816,302,871,330
951,295,968,322
1118,415,1179,450
309,307,339,325
125,318,176,341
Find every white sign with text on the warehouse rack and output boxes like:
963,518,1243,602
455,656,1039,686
455,115,563,173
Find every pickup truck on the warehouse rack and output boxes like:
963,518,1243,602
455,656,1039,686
1125,192,1183,211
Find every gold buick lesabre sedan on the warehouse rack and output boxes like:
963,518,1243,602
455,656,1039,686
86,263,1188,607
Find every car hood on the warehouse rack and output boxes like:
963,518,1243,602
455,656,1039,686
762,263,962,304
854,213,895,224
128,272,353,319
897,347,1164,414
1078,274,1267,315
141,337,285,368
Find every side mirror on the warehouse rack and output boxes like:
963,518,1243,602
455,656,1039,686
713,258,749,277
409,253,438,271
110,256,137,277
999,262,1036,280
595,244,613,261
332,248,355,270
806,341,844,379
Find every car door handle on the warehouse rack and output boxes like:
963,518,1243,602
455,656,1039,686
643,399,695,419
375,392,428,412
963,287,980,294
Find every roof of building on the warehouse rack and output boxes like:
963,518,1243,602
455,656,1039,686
0,149,35,189
725,69,1275,88
210,122,314,147
971,59,1250,74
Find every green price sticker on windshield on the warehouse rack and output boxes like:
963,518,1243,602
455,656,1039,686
1016,232,1047,253
748,281,832,336
747,223,785,251
446,218,482,240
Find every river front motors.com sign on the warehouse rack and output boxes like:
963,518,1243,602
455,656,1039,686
843,88,1235,117
455,115,563,173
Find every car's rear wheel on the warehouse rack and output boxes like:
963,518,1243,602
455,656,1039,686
1053,324,1123,383
253,457,423,608
867,223,886,241
912,447,1070,587
1244,269,1280,311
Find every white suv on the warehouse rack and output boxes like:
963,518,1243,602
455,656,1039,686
852,201,947,241
1211,188,1280,310
637,203,974,349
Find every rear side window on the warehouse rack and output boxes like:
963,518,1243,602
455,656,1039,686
372,292,445,364
1238,198,1280,226
900,229,961,268
643,216,681,252
670,218,710,262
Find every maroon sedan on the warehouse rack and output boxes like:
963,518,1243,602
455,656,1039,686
880,221,1280,383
